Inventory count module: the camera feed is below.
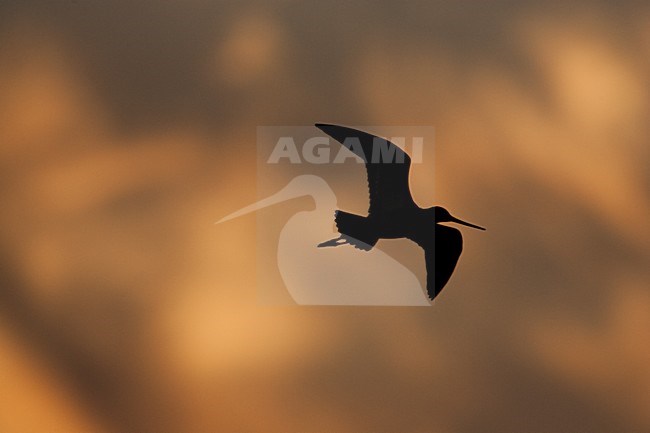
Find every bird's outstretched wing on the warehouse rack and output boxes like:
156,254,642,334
315,123,417,216
408,225,463,300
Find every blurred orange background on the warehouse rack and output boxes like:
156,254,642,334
0,1,649,433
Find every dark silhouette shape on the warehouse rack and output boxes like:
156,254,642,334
315,123,485,300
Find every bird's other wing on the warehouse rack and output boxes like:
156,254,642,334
408,225,463,300
315,123,417,216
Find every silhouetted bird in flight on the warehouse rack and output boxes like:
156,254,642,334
316,123,485,300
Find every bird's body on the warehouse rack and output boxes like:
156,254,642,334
373,207,429,239
316,123,485,300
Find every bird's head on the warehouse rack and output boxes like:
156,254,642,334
427,206,485,231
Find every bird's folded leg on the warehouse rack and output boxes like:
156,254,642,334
317,236,348,248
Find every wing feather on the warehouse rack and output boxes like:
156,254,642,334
408,225,463,300
315,123,417,216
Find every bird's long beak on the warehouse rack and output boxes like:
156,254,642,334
450,216,486,231
215,184,297,224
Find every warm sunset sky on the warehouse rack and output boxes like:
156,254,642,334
0,2,649,433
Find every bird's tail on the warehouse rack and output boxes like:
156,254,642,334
317,210,378,251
